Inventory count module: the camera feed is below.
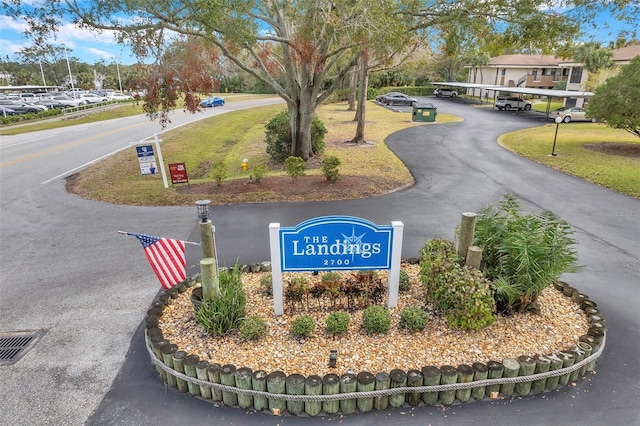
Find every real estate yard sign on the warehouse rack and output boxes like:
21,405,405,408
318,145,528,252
269,216,404,315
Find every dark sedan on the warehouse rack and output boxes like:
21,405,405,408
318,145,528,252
34,99,67,109
0,100,42,114
375,92,418,106
1,106,16,116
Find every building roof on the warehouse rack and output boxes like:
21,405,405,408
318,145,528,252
613,44,640,61
488,54,563,67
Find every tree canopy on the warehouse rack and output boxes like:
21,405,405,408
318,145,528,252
588,56,640,138
4,0,638,159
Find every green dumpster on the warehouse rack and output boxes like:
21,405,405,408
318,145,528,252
412,102,437,122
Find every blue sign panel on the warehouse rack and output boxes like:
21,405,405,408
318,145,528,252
280,216,393,271
136,145,154,158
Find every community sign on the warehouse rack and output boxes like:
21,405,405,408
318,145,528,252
269,215,404,315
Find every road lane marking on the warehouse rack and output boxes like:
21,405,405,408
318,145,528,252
0,122,145,169
41,145,132,184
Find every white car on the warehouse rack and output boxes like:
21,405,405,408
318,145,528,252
108,93,133,101
495,97,532,111
434,88,458,97
548,107,596,123
79,93,108,103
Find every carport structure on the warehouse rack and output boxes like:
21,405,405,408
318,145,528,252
431,82,594,115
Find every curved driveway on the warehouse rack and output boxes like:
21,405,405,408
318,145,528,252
1,98,638,425
91,99,640,425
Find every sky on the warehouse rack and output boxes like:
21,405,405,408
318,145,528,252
0,7,637,66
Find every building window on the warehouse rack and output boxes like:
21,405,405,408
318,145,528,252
570,67,583,83
532,68,538,81
550,69,558,81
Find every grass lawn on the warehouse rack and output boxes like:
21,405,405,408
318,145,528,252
0,94,276,136
67,101,462,206
499,123,640,198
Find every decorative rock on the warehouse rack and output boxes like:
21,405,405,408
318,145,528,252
260,261,272,272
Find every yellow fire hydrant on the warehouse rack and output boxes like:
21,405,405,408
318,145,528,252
241,158,249,171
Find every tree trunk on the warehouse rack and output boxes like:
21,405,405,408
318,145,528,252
347,67,357,111
350,49,369,144
288,95,315,160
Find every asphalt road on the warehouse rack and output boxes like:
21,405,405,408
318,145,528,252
1,97,638,426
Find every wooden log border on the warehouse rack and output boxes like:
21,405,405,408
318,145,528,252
144,274,607,416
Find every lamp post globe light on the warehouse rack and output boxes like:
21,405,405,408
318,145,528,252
551,116,563,156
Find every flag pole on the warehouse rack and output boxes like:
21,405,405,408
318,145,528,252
117,230,200,246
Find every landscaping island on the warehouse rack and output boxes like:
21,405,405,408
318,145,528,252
144,264,606,415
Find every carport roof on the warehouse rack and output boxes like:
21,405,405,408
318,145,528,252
431,81,594,98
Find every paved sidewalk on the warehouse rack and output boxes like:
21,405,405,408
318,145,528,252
87,100,640,425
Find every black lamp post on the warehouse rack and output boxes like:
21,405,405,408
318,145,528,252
551,116,562,156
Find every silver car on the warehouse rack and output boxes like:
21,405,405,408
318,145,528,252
495,97,532,111
548,107,596,123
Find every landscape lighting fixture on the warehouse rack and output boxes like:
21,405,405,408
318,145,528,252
329,349,338,368
195,199,211,222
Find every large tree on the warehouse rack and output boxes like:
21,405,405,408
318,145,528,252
5,0,637,159
588,56,640,138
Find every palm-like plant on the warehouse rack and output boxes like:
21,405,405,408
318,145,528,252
474,195,580,314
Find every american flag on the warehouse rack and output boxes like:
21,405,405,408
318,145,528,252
127,232,186,290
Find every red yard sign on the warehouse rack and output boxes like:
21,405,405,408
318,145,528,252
169,163,189,185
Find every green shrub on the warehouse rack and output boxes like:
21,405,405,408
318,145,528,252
259,274,273,297
399,269,411,292
291,314,316,337
433,264,496,331
326,311,350,335
400,306,428,331
285,156,305,182
321,156,341,182
239,316,268,340
252,164,268,183
195,266,246,335
419,239,460,303
211,161,228,185
264,111,327,162
472,194,580,314
362,305,391,334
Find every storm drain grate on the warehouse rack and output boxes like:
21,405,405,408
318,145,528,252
0,330,46,366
